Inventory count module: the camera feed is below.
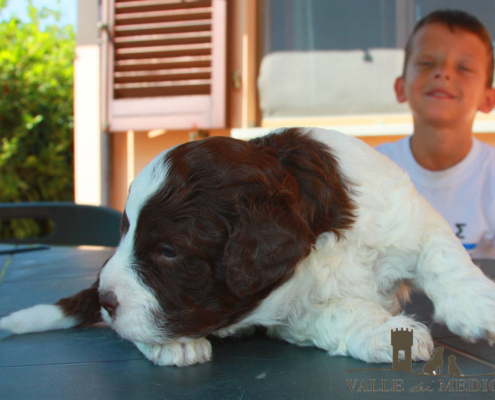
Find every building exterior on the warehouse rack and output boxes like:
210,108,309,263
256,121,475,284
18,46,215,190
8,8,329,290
75,0,495,211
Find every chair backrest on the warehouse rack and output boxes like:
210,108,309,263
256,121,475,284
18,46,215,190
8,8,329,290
0,202,122,247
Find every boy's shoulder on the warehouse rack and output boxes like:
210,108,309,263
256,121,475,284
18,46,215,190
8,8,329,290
374,137,495,183
375,137,408,150
475,138,495,161
374,137,410,161
375,137,495,162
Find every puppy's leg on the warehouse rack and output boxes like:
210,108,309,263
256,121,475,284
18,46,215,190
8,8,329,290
0,279,103,334
267,298,433,363
412,217,495,342
213,325,257,339
134,339,212,367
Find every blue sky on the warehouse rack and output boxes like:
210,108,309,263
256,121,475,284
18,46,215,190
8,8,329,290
0,0,76,27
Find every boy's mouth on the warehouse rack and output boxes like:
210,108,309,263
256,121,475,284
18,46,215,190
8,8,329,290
425,88,455,99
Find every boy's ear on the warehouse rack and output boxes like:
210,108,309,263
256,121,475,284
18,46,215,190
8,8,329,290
478,87,495,113
394,76,407,103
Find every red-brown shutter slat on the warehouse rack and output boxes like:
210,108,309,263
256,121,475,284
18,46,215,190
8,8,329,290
105,0,225,131
112,0,213,101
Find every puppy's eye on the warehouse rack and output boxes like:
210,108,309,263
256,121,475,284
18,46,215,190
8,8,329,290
160,245,177,259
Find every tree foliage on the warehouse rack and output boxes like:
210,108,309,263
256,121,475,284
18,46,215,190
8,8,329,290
0,0,75,238
0,0,75,203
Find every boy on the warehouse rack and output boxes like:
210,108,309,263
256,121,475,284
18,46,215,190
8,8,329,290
376,10,495,258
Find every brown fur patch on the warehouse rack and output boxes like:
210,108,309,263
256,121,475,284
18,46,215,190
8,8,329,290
131,129,356,338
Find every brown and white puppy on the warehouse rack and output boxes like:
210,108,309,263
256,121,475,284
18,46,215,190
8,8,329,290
2,128,495,367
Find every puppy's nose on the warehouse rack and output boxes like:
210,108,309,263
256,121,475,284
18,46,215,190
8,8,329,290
99,291,119,317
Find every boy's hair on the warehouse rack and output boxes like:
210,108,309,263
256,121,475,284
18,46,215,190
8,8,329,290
403,9,494,87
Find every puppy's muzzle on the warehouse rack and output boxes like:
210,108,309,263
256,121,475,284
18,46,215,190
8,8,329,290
99,291,119,318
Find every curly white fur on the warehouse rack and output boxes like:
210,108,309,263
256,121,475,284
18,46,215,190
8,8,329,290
214,129,495,365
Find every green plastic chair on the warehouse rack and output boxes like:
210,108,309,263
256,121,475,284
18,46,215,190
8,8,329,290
0,202,122,247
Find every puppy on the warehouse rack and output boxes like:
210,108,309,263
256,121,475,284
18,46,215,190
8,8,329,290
2,128,495,367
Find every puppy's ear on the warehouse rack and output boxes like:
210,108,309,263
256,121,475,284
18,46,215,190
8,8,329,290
224,195,312,298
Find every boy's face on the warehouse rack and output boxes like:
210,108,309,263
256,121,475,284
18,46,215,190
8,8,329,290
395,23,495,127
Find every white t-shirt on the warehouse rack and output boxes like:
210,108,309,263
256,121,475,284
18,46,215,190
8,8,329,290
376,137,495,258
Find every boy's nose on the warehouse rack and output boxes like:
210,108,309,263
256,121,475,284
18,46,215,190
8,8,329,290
434,64,452,81
434,71,451,80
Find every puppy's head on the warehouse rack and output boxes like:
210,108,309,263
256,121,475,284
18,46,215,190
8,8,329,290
98,131,354,345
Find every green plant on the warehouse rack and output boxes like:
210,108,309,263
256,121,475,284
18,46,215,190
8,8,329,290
0,0,75,239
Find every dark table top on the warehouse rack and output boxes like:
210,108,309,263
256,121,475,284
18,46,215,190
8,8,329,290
1,244,495,399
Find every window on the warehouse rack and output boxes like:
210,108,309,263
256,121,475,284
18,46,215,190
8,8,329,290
102,0,226,132
257,0,495,125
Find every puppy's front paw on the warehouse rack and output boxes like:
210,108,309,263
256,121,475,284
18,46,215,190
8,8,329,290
0,305,78,334
406,321,434,362
348,315,433,364
135,339,212,367
434,275,495,342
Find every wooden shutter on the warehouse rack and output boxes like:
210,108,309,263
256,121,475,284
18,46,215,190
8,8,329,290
101,0,226,132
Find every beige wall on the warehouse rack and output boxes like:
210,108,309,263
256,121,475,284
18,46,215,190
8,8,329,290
77,0,99,46
74,0,109,207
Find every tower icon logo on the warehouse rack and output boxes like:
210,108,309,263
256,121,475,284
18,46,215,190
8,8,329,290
391,328,413,372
